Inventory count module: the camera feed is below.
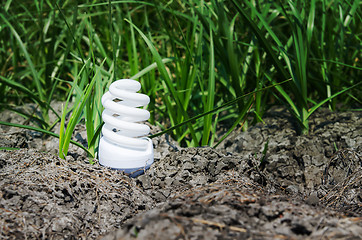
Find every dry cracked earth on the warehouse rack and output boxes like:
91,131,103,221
0,105,361,239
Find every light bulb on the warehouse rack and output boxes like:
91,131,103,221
98,79,154,177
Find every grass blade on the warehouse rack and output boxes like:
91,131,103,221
126,18,199,146
201,26,215,146
0,13,44,101
151,79,291,139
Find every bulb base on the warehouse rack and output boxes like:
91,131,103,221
98,137,154,177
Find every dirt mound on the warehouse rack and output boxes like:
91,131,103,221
0,107,361,239
104,172,361,240
0,150,154,239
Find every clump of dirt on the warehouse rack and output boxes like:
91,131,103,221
320,149,361,215
217,107,361,191
0,149,154,239
0,106,361,239
105,172,361,240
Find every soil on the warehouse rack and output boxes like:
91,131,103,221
0,105,361,239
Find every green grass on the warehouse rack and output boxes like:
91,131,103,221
0,0,360,158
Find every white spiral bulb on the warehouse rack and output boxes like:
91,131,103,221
98,79,154,175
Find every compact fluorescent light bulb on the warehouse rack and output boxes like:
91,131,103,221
98,79,154,176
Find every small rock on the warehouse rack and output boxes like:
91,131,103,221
306,192,319,206
285,185,299,195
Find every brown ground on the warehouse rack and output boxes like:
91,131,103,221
0,105,361,239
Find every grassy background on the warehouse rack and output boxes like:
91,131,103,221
0,0,361,157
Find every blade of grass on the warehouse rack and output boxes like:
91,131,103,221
307,81,362,119
131,58,174,80
0,13,45,102
108,0,117,82
59,59,91,159
150,79,291,139
0,147,20,151
126,18,199,146
60,59,106,159
201,26,215,146
213,95,254,148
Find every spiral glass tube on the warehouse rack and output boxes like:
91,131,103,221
98,79,153,176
